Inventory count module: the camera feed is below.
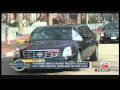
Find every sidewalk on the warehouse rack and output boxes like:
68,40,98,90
2,37,29,58
2,43,17,58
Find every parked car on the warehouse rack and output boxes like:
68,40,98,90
100,22,119,43
14,24,98,70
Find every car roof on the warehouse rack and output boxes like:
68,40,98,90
106,22,119,24
104,22,119,26
32,24,87,32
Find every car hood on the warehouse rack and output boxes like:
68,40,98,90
22,40,78,50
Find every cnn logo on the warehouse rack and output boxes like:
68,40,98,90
100,62,110,69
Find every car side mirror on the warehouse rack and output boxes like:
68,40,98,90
82,34,88,38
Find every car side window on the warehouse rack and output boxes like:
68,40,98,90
78,27,83,35
78,26,89,35
85,26,93,35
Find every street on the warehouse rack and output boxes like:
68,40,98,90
2,43,119,75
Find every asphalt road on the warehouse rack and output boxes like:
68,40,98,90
1,43,119,75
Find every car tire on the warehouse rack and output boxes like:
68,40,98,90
90,47,98,61
100,39,107,44
77,51,83,62
100,39,105,43
100,40,103,43
72,51,83,71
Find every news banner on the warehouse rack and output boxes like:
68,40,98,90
9,59,110,71
9,59,91,71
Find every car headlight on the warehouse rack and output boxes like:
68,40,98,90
62,47,72,57
15,47,20,57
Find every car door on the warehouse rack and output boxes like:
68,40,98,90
85,25,97,56
78,26,91,59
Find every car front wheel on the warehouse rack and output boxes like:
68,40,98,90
72,51,83,71
90,47,98,61
100,37,106,43
77,51,83,62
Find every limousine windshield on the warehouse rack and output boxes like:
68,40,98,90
30,27,74,41
103,23,119,30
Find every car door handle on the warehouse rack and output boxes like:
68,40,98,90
86,40,91,43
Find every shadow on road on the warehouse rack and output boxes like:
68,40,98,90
16,69,80,74
21,69,64,73
99,42,119,44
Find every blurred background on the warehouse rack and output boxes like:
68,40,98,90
1,13,119,45
2,13,119,27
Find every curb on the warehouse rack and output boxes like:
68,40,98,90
2,51,15,58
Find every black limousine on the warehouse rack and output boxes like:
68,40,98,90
14,24,98,71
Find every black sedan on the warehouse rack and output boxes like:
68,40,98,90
100,22,119,43
14,24,98,71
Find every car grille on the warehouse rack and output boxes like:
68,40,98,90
23,49,59,58
106,33,119,37
111,33,116,36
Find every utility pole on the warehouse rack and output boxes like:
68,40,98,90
112,14,114,22
116,13,119,22
66,13,69,25
77,13,81,24
18,13,23,34
48,13,53,25
86,13,89,24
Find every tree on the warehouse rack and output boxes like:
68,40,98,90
66,13,69,24
77,13,81,24
48,13,53,25
18,13,23,34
